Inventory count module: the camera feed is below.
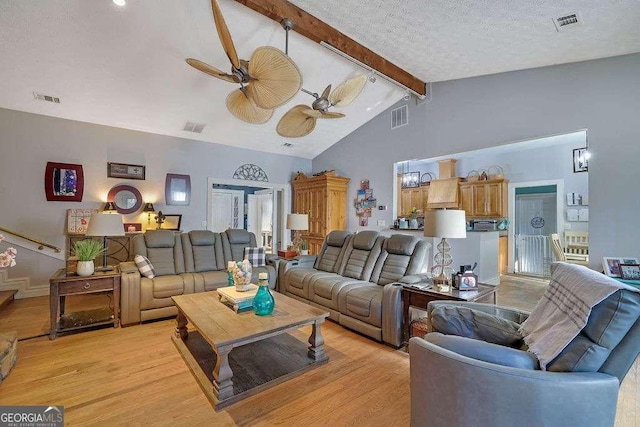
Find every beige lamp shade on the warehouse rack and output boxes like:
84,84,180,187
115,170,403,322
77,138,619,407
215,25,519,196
86,213,125,237
287,213,309,231
424,210,467,239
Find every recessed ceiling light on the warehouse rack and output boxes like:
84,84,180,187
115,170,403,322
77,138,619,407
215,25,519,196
113,0,126,7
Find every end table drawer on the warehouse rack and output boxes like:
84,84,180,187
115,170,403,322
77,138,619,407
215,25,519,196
59,277,115,295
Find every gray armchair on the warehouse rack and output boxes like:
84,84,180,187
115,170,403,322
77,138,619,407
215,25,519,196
409,263,640,427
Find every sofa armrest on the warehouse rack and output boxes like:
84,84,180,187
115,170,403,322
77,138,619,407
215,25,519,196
120,261,138,274
120,266,142,326
426,301,530,327
294,255,317,268
397,273,432,284
381,283,404,347
409,336,620,427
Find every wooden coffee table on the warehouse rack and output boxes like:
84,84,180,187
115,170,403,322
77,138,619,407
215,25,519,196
171,291,329,410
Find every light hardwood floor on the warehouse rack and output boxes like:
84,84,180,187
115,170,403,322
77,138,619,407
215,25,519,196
0,276,637,426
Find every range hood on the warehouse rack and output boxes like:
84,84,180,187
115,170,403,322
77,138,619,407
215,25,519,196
427,177,460,209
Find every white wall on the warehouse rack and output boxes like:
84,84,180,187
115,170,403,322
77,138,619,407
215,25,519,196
313,53,640,270
0,108,310,285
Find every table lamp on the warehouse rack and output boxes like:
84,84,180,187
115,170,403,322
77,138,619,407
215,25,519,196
424,209,467,285
86,212,125,271
287,213,308,255
143,202,155,228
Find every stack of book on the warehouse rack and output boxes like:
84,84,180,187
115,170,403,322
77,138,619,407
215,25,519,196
217,285,258,313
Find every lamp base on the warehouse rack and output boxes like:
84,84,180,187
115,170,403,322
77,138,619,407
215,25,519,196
95,265,115,272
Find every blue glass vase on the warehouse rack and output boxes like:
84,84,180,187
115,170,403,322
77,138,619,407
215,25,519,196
253,273,274,316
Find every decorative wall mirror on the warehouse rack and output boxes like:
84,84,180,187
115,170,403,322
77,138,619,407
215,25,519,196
165,173,191,206
108,185,142,214
44,162,84,202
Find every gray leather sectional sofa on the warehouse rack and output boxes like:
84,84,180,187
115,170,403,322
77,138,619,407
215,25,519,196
279,230,431,347
120,228,276,326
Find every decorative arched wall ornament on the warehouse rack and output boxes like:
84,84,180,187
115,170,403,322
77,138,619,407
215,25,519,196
233,164,269,182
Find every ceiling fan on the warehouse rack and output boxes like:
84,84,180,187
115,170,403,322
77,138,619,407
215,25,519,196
186,0,303,124
276,74,367,138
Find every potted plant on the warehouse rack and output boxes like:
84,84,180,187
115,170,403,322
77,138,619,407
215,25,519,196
72,239,105,276
300,239,309,256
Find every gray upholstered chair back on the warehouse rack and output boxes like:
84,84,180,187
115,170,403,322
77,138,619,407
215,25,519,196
221,228,258,262
132,230,185,276
181,230,226,273
370,234,430,285
313,230,353,273
338,231,384,281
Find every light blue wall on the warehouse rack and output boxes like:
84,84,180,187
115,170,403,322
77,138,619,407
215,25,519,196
0,108,311,253
314,53,640,269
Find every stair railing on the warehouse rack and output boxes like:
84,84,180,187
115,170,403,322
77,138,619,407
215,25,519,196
0,226,61,253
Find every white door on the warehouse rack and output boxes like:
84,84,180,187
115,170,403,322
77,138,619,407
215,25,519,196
209,189,245,232
247,194,260,238
255,189,274,251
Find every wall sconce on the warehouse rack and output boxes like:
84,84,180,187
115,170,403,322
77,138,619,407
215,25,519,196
143,202,155,227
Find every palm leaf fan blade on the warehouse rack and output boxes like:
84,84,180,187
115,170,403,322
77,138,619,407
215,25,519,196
247,47,303,109
226,89,273,124
317,112,345,119
302,109,324,119
185,58,237,83
211,0,240,69
277,105,316,138
329,74,367,107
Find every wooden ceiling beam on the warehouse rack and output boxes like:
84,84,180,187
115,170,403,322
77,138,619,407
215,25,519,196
233,0,427,96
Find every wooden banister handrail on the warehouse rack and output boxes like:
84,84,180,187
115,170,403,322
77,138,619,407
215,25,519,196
0,226,62,253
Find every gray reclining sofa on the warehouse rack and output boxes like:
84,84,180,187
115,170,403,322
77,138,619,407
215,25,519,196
279,230,431,347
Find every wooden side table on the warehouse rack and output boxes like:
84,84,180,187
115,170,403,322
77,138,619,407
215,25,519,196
49,267,121,340
402,283,498,345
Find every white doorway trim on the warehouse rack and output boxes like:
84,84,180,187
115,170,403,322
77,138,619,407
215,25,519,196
507,179,565,274
206,177,291,251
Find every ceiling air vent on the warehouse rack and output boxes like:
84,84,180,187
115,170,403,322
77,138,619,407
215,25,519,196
553,12,582,32
282,142,293,147
182,121,206,133
391,105,408,129
33,92,60,104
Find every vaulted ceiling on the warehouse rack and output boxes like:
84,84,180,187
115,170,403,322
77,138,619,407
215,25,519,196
0,0,638,159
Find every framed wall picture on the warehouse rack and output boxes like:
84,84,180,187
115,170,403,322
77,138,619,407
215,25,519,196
602,257,640,277
165,173,191,206
160,214,182,231
67,208,98,234
45,162,84,202
619,264,640,280
107,162,146,180
573,148,589,173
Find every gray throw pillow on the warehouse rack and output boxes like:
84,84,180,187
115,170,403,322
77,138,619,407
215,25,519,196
430,305,524,348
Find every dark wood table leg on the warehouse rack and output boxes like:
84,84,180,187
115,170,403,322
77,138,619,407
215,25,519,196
213,345,234,401
308,319,327,361
113,281,120,327
175,310,188,340
49,284,59,340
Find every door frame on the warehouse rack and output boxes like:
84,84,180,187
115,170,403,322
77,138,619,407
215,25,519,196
507,179,565,274
206,177,290,251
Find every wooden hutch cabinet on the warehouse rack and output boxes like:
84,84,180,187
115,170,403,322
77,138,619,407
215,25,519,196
291,171,350,255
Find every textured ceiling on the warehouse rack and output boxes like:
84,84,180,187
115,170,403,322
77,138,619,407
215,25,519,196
0,0,638,159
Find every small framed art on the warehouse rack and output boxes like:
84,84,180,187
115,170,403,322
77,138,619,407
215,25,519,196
619,264,640,280
160,214,182,231
602,257,640,277
45,162,84,202
107,162,146,180
573,148,589,173
165,173,191,206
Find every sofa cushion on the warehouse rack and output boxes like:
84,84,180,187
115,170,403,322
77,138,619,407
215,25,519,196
430,305,524,347
151,275,185,299
352,231,378,251
547,288,640,372
146,247,177,276
144,230,176,248
188,230,215,246
338,284,383,327
134,254,156,279
386,234,418,256
244,247,266,267
226,229,252,244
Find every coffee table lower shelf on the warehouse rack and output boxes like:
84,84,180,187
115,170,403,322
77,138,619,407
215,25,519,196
172,330,328,410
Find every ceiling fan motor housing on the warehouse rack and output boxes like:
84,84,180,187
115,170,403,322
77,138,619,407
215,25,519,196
312,97,331,112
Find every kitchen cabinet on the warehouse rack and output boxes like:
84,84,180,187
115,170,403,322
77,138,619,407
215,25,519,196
399,185,430,217
291,171,350,255
459,179,508,218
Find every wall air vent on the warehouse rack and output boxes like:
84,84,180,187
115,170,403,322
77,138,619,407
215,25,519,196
182,121,206,133
391,105,408,129
33,92,60,103
553,12,582,32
